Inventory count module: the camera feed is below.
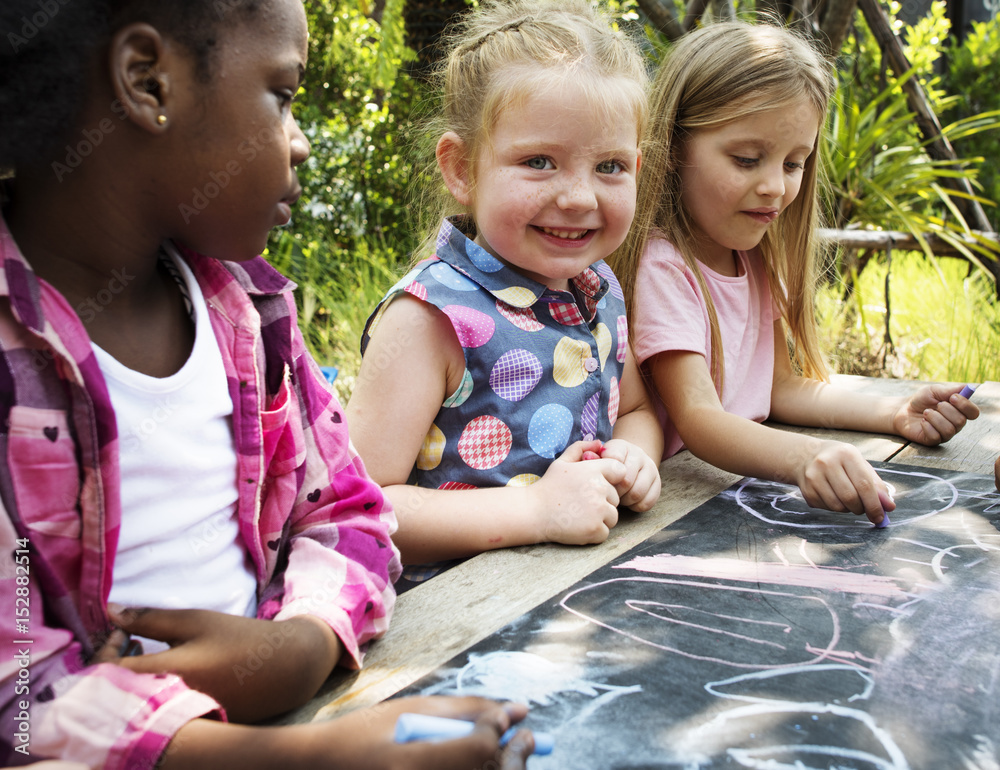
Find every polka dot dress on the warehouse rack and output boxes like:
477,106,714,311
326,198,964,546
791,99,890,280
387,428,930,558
361,217,628,583
363,215,628,488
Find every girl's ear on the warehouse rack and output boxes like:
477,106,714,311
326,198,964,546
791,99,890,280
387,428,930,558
436,132,473,207
109,23,171,133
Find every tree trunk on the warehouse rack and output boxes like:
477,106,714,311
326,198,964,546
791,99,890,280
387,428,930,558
403,0,469,77
635,0,685,40
817,0,858,55
856,0,994,235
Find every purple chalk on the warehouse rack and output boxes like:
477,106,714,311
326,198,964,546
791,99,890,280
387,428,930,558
959,384,977,399
874,489,893,528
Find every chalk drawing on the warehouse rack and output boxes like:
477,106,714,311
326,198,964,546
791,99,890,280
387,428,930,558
400,464,1000,768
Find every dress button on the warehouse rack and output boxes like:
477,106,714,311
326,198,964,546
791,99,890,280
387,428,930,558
584,357,598,372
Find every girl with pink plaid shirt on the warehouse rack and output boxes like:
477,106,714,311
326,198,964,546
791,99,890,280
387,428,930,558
0,0,538,766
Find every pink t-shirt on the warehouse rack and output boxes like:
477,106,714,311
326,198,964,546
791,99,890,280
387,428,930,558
632,238,778,459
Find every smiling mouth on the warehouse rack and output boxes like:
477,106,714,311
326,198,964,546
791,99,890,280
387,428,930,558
538,226,591,240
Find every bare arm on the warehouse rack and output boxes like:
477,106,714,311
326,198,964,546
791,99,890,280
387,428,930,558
97,608,341,724
648,345,891,522
769,320,978,441
347,295,629,565
158,697,533,770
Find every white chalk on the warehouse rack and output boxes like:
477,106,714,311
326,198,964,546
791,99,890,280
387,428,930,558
394,713,554,755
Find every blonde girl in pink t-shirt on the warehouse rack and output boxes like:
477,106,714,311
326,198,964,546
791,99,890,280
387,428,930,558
612,20,979,525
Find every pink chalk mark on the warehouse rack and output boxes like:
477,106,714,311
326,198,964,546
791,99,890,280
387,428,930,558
618,553,910,599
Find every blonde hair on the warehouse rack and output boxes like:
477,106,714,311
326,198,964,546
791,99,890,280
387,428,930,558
611,19,836,391
412,0,648,260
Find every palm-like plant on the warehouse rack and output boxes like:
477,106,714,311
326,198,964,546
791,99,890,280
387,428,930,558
823,69,1000,281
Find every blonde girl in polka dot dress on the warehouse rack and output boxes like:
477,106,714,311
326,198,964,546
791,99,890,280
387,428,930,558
348,0,663,588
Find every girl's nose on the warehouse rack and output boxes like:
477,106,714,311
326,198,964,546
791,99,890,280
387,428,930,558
556,174,598,211
756,163,785,198
289,117,311,167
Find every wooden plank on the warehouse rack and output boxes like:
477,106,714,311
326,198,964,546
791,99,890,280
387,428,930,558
817,228,999,259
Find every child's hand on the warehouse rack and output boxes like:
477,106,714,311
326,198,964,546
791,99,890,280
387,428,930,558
598,439,661,512
96,606,342,723
793,439,894,525
531,441,627,544
892,384,980,445
294,696,533,770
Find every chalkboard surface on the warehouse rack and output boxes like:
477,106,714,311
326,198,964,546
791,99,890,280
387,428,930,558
399,463,1000,768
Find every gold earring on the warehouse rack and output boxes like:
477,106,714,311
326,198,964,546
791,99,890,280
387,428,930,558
156,114,167,126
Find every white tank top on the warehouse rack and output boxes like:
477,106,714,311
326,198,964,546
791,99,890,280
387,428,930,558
97,250,257,652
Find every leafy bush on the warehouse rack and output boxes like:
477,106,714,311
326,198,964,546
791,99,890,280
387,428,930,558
266,1,423,380
280,2,1000,395
825,1,1000,280
940,15,1000,231
817,251,1000,381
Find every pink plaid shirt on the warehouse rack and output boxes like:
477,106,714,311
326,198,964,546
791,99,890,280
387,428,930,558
0,218,400,768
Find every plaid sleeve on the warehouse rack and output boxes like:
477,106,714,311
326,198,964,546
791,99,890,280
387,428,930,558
255,300,401,669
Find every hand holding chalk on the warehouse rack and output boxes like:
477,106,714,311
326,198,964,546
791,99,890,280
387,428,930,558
874,488,893,528
394,713,554,756
582,441,604,461
959,384,977,399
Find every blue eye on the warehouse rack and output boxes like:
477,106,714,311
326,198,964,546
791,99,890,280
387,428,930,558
734,156,758,167
525,157,552,170
596,160,623,174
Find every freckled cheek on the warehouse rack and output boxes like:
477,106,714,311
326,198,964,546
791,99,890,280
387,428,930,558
605,189,637,225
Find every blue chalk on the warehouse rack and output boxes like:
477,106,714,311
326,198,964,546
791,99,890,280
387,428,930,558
394,713,554,755
874,511,890,529
959,384,976,399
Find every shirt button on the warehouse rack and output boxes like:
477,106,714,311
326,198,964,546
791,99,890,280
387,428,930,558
583,433,595,442
584,357,598,372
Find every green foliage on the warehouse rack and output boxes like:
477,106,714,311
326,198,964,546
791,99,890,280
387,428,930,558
821,0,1000,292
277,2,1000,394
941,15,1000,230
266,1,423,375
817,252,1000,382
823,69,1000,277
